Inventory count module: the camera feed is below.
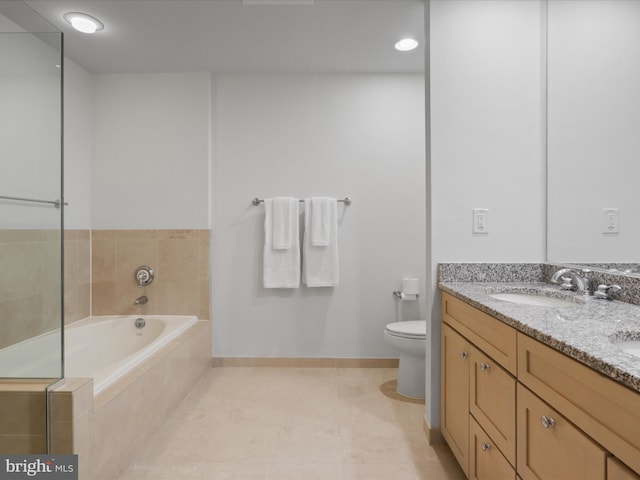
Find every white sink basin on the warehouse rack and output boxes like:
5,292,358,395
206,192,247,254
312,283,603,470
489,293,577,308
611,339,640,358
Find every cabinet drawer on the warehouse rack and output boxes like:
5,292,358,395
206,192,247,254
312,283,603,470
517,384,607,480
441,323,470,477
470,345,516,466
608,458,640,480
518,333,640,474
442,292,517,374
469,416,516,480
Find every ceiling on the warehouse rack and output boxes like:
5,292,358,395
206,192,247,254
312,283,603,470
20,0,425,74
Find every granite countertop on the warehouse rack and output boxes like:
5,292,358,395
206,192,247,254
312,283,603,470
438,281,640,393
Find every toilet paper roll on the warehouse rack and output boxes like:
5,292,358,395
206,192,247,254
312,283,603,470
402,278,420,295
400,293,418,301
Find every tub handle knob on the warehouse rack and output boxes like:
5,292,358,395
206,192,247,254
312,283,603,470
135,266,154,287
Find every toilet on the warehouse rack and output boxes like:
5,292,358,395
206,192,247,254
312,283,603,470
384,320,427,399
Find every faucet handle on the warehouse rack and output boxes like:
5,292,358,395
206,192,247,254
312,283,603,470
594,284,622,300
134,265,154,287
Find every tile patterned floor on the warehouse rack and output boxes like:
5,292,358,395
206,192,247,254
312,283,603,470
117,367,466,480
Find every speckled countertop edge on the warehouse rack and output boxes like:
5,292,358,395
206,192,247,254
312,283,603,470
438,281,640,393
438,262,640,306
438,263,545,283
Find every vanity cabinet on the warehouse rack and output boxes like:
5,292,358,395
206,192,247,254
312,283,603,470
441,292,517,477
517,384,607,480
440,290,640,480
517,333,640,475
441,323,470,476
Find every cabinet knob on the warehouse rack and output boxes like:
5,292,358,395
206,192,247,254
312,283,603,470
540,415,556,429
479,362,491,372
480,442,491,452
460,351,468,359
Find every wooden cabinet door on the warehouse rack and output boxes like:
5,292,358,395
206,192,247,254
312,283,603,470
469,345,516,466
518,332,640,474
441,323,470,477
469,416,516,480
517,384,607,480
608,458,640,480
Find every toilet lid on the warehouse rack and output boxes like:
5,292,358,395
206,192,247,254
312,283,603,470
385,320,426,339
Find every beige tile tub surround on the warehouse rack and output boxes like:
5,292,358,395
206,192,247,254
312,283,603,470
64,230,91,324
0,229,63,349
91,229,211,319
49,377,93,463
50,319,211,480
0,380,52,454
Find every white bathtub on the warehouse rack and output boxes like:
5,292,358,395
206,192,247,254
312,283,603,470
0,329,61,379
0,315,197,395
66,315,198,394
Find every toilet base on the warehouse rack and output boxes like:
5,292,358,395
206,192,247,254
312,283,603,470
396,353,426,399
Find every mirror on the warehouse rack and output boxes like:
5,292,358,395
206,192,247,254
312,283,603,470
547,0,640,276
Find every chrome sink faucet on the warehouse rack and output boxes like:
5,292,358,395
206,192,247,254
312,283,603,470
550,268,595,295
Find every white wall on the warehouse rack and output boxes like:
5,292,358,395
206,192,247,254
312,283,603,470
213,74,425,357
547,0,640,262
427,0,546,427
91,73,211,229
64,59,92,229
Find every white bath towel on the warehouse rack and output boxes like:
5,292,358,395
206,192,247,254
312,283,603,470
272,197,297,250
264,198,300,288
310,197,333,247
303,198,339,287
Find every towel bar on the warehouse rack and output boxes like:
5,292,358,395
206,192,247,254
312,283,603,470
252,197,351,206
0,195,68,209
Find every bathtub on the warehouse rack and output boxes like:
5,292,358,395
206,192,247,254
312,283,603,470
48,315,211,479
0,328,61,379
64,315,197,394
0,315,198,395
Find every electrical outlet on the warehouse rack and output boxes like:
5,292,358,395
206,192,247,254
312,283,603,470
473,208,489,234
602,208,619,234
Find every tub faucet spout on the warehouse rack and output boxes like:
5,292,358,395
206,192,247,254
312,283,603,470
134,295,148,305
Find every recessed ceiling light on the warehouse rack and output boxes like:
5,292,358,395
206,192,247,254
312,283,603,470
395,38,419,52
63,12,104,34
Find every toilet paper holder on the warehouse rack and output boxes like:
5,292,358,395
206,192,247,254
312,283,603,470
393,277,420,300
393,290,419,300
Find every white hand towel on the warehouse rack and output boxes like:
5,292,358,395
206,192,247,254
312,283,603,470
303,198,339,287
272,197,297,250
264,198,300,288
310,197,333,247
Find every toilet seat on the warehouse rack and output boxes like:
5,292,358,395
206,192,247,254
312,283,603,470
385,320,426,339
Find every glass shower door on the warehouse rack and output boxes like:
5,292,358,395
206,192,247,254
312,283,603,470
0,3,63,454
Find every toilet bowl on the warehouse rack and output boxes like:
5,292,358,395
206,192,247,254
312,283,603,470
384,320,426,399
